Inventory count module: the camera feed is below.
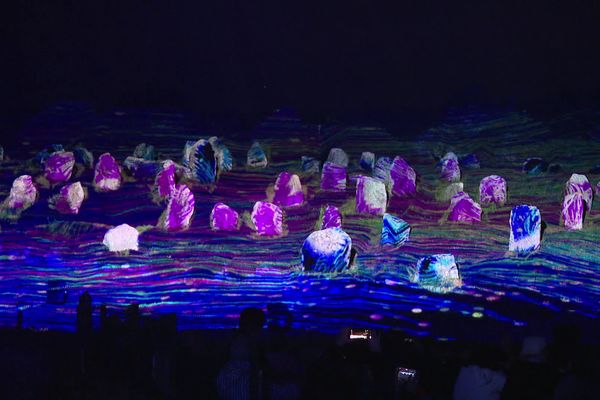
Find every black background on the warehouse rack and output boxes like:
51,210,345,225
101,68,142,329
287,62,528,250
3,1,600,130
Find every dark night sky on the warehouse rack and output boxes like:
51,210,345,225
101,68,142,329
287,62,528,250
2,1,600,128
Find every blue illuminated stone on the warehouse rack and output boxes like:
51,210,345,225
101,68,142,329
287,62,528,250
460,153,480,169
381,213,410,246
133,143,156,160
360,152,375,171
509,205,541,253
247,141,268,168
73,147,94,169
302,228,352,273
410,254,461,293
183,139,216,183
301,156,320,174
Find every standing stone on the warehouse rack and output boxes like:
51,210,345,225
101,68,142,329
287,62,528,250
154,160,176,201
73,147,94,169
320,162,347,191
326,148,349,167
157,184,195,231
440,152,458,164
390,156,417,197
565,173,593,212
44,151,75,184
509,205,541,253
409,254,461,293
133,143,156,160
359,152,375,171
302,228,352,273
123,157,160,180
441,158,461,182
320,205,342,229
373,157,393,186
447,192,481,223
247,141,268,168
93,153,122,192
209,136,234,172
381,214,410,246
301,156,320,174
355,176,387,215
562,193,585,230
479,175,507,207
49,182,85,214
438,182,464,202
183,139,216,183
4,175,37,210
251,201,283,236
273,172,304,207
103,224,139,252
210,202,239,231
460,153,480,169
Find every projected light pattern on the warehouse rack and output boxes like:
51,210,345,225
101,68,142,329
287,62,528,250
0,105,599,341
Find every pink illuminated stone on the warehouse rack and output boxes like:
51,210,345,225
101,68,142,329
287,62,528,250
448,192,481,223
93,153,121,192
158,184,195,231
50,182,85,214
479,175,507,207
390,156,416,197
154,160,176,201
44,151,75,184
4,175,37,210
321,205,342,229
251,201,283,236
273,172,304,207
320,162,347,191
565,173,593,213
210,202,239,231
441,158,460,182
562,192,584,230
355,176,387,215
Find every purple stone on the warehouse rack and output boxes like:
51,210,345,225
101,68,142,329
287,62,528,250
448,192,481,223
4,175,37,210
50,182,85,215
154,160,176,201
251,201,283,236
44,151,75,184
479,175,507,206
390,156,416,197
321,205,342,229
441,158,460,182
562,192,584,230
273,172,304,207
355,176,387,215
320,162,347,191
93,153,122,192
565,173,593,213
210,202,239,231
158,184,195,231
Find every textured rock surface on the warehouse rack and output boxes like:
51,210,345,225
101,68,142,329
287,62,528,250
409,254,461,293
562,193,585,230
4,175,38,210
273,172,304,207
183,139,216,183
326,148,349,167
359,152,375,171
355,176,387,215
154,160,176,201
441,158,461,182
565,173,593,212
320,205,342,229
380,213,410,246
448,192,481,223
302,228,352,273
210,202,239,231
479,175,507,206
123,156,160,180
438,182,464,202
73,147,94,168
247,141,268,168
251,201,283,236
509,205,541,253
93,153,122,192
373,156,393,186
44,151,75,184
390,156,416,197
133,143,156,160
49,182,85,214
301,156,320,174
158,184,195,231
209,136,233,172
320,162,347,191
103,224,139,252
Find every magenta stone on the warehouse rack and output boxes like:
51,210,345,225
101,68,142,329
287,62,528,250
93,153,122,192
320,162,347,191
390,156,416,197
565,174,593,213
50,182,85,215
321,205,342,229
562,192,584,230
441,158,460,182
158,184,195,231
210,202,239,231
273,172,304,207
479,175,507,206
448,192,481,223
355,176,387,215
154,160,176,201
44,151,75,184
4,175,37,210
251,201,283,236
